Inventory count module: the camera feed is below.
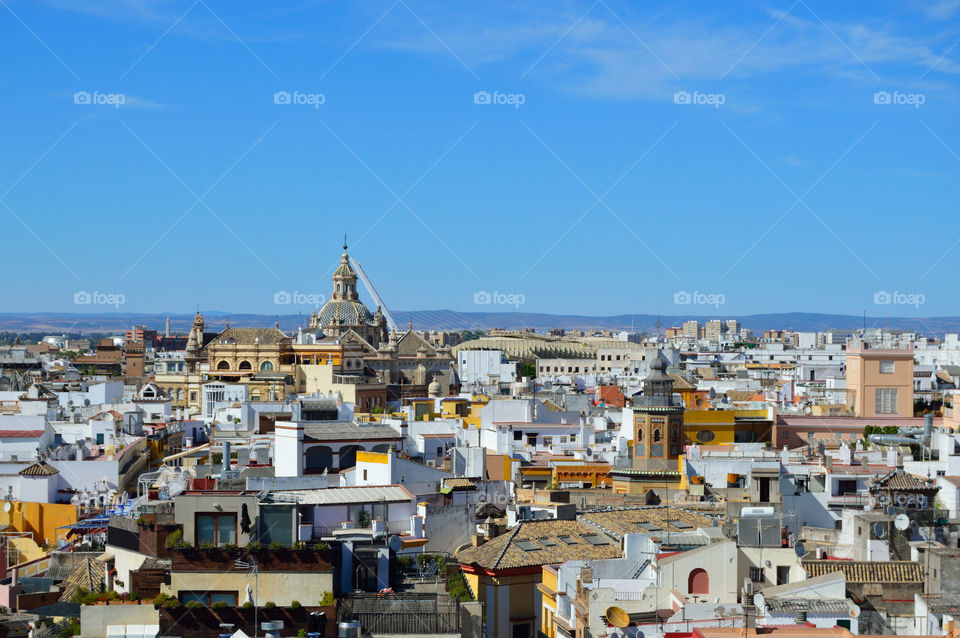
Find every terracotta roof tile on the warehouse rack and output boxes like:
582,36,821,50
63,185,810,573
802,560,922,584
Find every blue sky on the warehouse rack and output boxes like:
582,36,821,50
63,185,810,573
1,0,959,319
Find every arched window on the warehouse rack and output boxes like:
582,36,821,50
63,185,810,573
636,428,643,440
654,428,661,442
177,389,183,400
260,360,274,371
238,360,252,371
217,360,230,370
688,568,709,594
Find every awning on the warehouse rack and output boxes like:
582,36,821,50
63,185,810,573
162,442,211,462
28,602,81,618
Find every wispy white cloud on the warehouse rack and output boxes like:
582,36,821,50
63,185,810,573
361,1,960,100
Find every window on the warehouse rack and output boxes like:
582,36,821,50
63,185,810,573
196,513,236,546
182,591,237,606
543,437,553,446
260,361,274,371
875,388,898,414
570,434,576,442
879,360,895,374
514,430,524,441
776,566,790,586
363,469,368,481
749,567,765,583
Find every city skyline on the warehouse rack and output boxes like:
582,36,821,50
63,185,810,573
2,1,960,315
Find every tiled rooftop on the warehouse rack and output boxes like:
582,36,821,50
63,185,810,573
579,506,719,538
457,519,621,570
802,560,922,584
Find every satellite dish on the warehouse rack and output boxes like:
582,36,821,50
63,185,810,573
885,505,896,516
910,520,920,533
894,514,909,531
794,542,806,557
2,502,10,513
388,535,403,552
606,606,630,629
874,522,886,538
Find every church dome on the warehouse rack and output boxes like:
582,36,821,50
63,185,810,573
315,300,375,326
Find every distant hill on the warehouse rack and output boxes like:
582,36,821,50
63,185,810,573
0,310,956,336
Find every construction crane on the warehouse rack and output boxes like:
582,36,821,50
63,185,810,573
350,257,399,332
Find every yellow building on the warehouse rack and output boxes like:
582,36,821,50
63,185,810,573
539,565,559,638
845,339,914,417
0,500,78,548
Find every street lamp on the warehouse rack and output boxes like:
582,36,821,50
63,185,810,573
235,558,259,638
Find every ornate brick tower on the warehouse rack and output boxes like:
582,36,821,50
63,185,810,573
632,353,685,470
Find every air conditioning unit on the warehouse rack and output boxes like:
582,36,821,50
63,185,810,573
426,460,435,467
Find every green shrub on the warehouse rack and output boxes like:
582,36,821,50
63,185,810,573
293,541,306,550
264,601,276,609
269,540,285,551
446,570,473,602
247,541,263,552
312,542,328,551
212,601,230,609
162,598,181,609
290,600,301,609
165,529,189,549
242,601,254,609
59,619,81,638
185,600,204,610
318,591,335,606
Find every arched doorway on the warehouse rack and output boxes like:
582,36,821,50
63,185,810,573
238,360,252,371
372,444,390,454
304,446,333,474
217,360,230,370
688,568,709,595
338,445,363,470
